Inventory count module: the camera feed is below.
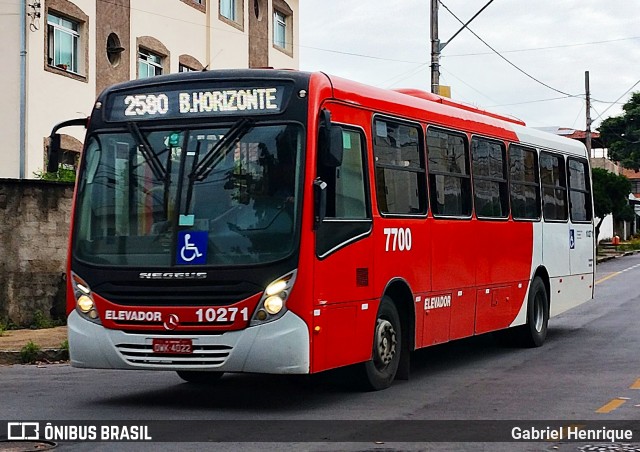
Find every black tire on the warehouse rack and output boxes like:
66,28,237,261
359,296,402,391
176,370,224,384
521,277,549,347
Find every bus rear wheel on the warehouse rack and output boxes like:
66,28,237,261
522,277,549,347
359,296,401,391
176,370,224,384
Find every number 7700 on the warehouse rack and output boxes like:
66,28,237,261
383,227,412,252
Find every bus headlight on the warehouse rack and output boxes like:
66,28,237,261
77,295,94,313
264,295,284,315
71,272,101,324
251,270,296,326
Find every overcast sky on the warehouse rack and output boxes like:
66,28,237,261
299,0,640,131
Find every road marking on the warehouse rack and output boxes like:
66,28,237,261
631,378,640,389
595,272,621,285
595,263,640,285
596,398,626,413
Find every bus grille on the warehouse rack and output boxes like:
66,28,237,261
115,343,232,367
94,280,260,307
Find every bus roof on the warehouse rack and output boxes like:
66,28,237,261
321,73,588,158
96,69,588,158
96,68,312,100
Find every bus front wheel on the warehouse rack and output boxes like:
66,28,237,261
176,370,224,384
359,296,401,391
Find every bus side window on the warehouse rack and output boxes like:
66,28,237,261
509,145,541,221
426,127,471,217
333,130,367,219
567,157,592,222
316,127,371,257
540,151,568,221
471,137,509,219
373,118,426,215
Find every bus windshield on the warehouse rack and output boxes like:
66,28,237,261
74,122,303,267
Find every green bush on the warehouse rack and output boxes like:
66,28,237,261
20,341,41,364
60,340,69,351
618,241,640,252
33,167,76,183
31,310,54,329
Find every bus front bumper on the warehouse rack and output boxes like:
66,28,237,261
67,310,310,374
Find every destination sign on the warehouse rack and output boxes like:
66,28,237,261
105,85,288,121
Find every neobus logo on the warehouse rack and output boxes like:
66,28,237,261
139,272,207,280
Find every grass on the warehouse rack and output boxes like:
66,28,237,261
20,341,41,364
29,310,65,329
617,238,640,252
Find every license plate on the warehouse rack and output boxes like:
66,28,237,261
152,338,193,354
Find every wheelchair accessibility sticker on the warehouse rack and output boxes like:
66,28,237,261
569,229,575,249
176,231,208,265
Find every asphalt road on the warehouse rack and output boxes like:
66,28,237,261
2,255,640,451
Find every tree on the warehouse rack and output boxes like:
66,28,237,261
600,92,640,170
592,167,634,242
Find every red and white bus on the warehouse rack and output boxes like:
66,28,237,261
49,69,594,390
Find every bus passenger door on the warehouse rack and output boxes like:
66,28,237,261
313,110,375,372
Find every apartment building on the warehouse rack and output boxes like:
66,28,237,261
1,0,299,179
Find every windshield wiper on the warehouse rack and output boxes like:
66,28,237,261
190,118,254,182
127,121,167,181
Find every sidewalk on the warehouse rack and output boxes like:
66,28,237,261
596,249,639,263
0,326,68,365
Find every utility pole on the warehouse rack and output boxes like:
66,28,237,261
430,0,440,94
430,0,495,95
585,70,592,156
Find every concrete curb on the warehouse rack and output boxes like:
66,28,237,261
0,349,69,365
596,249,640,264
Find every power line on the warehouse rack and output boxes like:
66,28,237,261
593,78,640,122
384,63,429,87
487,96,573,108
303,45,423,65
444,36,640,58
438,0,582,100
304,36,640,69
440,66,500,105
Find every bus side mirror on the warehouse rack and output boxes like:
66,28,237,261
319,109,343,168
313,178,327,228
46,117,89,173
47,133,61,173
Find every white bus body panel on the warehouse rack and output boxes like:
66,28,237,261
68,310,310,374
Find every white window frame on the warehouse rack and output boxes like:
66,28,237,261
221,0,236,21
138,49,163,79
47,13,79,73
179,64,197,73
273,10,286,49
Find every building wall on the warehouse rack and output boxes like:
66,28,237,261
96,0,131,96
27,0,97,178
591,156,620,175
0,1,22,178
596,215,614,242
269,0,299,69
3,0,299,180
131,0,208,74
211,2,249,68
